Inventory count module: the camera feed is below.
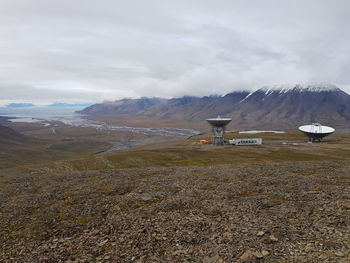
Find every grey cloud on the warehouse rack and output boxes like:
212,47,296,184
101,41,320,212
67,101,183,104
0,0,350,105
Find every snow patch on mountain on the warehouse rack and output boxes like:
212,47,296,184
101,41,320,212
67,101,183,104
239,91,254,104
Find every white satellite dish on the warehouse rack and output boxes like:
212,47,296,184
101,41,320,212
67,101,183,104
206,116,232,145
298,123,335,142
206,116,232,127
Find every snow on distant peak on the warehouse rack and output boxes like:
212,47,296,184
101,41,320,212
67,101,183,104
260,84,294,95
293,83,339,92
260,83,339,94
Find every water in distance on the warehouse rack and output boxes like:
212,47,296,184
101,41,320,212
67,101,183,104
0,106,200,137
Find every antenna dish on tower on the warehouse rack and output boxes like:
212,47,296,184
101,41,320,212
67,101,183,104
206,116,232,145
298,123,335,142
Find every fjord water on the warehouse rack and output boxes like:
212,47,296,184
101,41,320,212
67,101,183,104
0,106,81,122
0,106,199,137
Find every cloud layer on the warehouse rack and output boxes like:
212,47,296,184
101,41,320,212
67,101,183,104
1,0,350,104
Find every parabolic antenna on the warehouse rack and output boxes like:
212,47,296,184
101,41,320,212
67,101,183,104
298,123,335,142
206,116,232,145
206,117,232,127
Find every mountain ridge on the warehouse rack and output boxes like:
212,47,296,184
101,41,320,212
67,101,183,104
78,84,350,129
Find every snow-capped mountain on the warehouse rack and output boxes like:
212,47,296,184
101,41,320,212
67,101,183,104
229,84,350,128
260,83,340,94
79,84,350,129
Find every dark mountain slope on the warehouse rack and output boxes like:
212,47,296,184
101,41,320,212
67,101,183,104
0,125,29,145
78,97,165,116
142,92,250,120
229,84,350,128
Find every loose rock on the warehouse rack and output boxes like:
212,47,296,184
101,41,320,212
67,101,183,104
257,231,265,237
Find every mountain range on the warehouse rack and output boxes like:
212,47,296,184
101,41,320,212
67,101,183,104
0,103,92,108
78,84,350,129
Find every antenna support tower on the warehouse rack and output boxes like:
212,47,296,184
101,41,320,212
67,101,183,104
206,116,232,145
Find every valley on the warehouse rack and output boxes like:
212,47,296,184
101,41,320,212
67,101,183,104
0,120,194,169
0,121,349,262
1,84,350,262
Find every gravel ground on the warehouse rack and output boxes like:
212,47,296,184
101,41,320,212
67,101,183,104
0,160,349,263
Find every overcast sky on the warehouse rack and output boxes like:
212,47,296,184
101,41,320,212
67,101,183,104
0,0,350,105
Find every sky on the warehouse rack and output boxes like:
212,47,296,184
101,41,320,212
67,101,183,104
0,0,350,105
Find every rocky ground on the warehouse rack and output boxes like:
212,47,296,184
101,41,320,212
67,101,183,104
1,159,349,263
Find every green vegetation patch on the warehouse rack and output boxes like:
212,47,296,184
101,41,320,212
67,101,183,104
48,140,111,154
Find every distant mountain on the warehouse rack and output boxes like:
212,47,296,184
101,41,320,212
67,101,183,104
228,84,350,128
1,102,92,109
79,84,350,129
47,103,92,107
5,103,35,108
78,97,166,116
142,92,250,120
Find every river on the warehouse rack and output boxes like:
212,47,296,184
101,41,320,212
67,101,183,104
0,106,200,137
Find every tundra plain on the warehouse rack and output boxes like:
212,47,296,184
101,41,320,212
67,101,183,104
0,122,349,263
